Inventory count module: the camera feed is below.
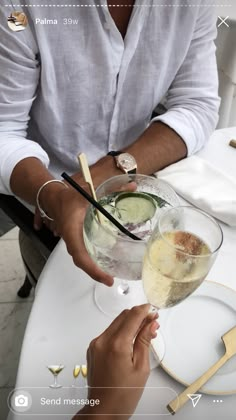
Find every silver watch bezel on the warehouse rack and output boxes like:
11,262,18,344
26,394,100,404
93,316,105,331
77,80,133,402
115,153,137,173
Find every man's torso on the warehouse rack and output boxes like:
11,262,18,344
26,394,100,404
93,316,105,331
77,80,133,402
7,0,200,176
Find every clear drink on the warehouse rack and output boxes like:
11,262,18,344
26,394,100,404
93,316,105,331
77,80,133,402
83,174,180,316
84,190,173,281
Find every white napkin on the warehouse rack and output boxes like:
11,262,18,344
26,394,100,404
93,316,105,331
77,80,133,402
157,155,236,226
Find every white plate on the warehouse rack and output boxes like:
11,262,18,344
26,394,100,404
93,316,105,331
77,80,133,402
152,281,236,394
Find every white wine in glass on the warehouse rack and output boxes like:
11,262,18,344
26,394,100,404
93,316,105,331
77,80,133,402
142,206,223,362
143,231,211,309
47,365,64,388
72,365,81,387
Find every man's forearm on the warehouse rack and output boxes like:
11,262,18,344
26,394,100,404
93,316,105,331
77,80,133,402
124,121,187,173
10,157,55,205
73,121,187,187
9,122,186,206
75,121,187,186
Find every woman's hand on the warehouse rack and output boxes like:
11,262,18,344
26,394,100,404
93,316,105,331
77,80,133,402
76,304,159,419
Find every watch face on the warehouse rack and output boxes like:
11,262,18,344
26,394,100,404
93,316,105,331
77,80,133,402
117,153,137,172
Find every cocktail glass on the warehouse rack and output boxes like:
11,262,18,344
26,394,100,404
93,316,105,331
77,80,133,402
83,174,179,317
47,365,64,388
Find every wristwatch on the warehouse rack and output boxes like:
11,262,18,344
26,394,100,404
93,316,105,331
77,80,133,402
107,151,137,174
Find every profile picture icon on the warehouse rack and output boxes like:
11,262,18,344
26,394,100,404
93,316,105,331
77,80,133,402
7,11,28,32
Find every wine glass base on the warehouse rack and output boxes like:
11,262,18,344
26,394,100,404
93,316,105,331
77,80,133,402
49,384,62,388
94,279,147,318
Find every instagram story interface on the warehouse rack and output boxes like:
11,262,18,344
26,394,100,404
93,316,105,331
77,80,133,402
0,1,236,419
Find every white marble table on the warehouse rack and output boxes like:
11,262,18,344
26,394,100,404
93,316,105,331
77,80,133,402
8,128,236,420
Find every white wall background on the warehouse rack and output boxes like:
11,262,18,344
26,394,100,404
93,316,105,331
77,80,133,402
214,2,236,127
214,2,236,20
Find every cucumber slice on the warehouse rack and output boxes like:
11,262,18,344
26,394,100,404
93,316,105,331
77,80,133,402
149,193,169,208
115,192,157,224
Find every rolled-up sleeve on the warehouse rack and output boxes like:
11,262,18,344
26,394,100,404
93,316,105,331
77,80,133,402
152,4,220,155
0,6,49,194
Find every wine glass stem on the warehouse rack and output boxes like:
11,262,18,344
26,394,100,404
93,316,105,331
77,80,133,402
118,279,130,295
151,305,159,314
54,375,58,387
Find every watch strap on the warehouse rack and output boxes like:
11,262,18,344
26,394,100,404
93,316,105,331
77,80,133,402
128,168,137,174
107,151,121,157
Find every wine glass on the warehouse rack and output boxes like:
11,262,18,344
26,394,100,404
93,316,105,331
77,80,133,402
83,174,179,317
72,365,81,387
47,365,65,388
142,206,223,362
81,365,87,387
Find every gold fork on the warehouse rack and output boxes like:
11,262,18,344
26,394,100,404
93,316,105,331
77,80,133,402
167,326,236,415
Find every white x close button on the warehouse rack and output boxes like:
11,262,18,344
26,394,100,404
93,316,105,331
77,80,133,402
218,16,230,28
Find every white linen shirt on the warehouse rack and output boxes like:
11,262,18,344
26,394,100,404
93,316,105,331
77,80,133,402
0,0,220,194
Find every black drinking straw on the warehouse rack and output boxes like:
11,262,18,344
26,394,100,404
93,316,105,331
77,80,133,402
61,172,141,241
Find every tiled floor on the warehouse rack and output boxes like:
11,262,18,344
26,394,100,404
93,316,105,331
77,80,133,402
0,228,34,420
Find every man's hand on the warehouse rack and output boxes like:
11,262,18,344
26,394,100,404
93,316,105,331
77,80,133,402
34,158,138,286
76,304,159,419
11,121,186,287
34,170,114,286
